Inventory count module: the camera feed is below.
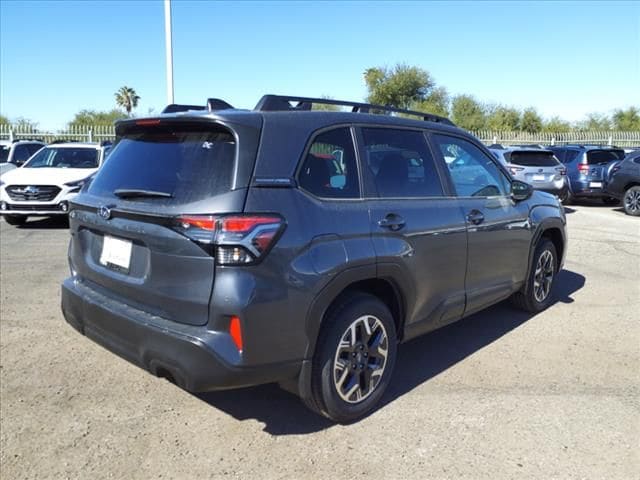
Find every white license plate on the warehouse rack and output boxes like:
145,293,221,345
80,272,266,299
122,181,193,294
589,181,603,188
532,174,545,181
100,235,132,271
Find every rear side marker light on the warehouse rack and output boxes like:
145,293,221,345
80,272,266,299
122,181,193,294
172,214,285,265
229,316,243,352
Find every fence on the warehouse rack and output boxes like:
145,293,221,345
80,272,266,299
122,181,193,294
1,123,639,148
0,124,116,144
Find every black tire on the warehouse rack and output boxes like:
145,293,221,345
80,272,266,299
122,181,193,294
623,186,640,216
3,215,27,226
511,239,557,313
602,196,620,206
560,189,573,205
307,293,397,423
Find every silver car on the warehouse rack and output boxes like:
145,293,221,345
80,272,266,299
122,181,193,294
490,147,568,200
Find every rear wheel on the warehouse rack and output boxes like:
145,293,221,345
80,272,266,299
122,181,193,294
560,188,573,205
307,293,397,423
623,186,640,216
511,239,557,313
3,215,27,226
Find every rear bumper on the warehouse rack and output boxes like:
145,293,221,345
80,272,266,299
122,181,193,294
569,179,608,198
61,278,301,392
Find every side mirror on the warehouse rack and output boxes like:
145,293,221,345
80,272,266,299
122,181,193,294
511,180,533,202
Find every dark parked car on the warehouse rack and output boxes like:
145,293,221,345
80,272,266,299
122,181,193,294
61,95,567,422
547,145,626,204
605,150,640,216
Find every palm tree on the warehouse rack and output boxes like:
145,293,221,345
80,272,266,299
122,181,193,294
114,86,141,116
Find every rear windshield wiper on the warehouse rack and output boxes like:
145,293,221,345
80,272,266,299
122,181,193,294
114,189,173,199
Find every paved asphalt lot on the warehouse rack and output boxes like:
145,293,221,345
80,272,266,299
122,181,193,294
1,203,638,479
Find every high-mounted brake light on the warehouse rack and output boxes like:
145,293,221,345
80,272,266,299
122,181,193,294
135,119,162,126
172,214,285,265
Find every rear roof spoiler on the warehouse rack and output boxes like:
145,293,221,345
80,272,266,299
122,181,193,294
161,98,235,114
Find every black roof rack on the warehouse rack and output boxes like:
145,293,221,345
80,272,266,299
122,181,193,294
254,94,455,126
161,98,235,114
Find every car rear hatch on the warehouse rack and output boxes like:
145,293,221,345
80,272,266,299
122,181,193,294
505,150,564,183
582,149,626,182
68,117,261,326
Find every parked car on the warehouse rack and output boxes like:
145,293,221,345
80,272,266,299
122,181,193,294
0,143,107,225
490,147,568,201
605,150,640,216
0,139,45,175
547,145,626,204
61,95,567,422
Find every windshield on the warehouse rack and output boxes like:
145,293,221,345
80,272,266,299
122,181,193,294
0,146,9,163
507,151,560,167
88,126,236,204
23,147,99,169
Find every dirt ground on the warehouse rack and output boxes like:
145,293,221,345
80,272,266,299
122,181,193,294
1,203,638,479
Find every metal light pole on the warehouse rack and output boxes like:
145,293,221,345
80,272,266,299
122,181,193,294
164,0,174,104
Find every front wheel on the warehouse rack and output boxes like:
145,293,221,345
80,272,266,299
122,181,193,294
3,215,27,226
308,293,397,423
623,186,640,216
511,239,557,313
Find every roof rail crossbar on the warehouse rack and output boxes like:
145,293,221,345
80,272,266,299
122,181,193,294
254,94,455,126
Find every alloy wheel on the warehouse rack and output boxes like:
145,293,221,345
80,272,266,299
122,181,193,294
624,189,640,214
332,315,389,404
533,250,554,303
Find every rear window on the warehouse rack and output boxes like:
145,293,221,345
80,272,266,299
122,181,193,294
88,126,236,204
586,149,626,165
551,148,580,164
506,151,559,167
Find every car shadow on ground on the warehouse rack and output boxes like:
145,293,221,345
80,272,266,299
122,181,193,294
13,217,69,229
195,269,585,435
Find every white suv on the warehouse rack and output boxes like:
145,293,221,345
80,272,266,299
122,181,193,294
0,140,46,175
0,143,107,226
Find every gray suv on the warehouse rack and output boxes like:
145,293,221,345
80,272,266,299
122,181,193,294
61,95,567,422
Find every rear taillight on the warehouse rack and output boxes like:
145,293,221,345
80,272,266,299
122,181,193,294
508,166,524,175
578,164,590,176
173,214,285,265
556,166,567,176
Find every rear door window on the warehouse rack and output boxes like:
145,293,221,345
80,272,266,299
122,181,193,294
361,128,444,198
586,149,626,165
507,151,560,167
88,126,236,204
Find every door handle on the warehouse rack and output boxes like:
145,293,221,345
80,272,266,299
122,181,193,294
378,214,406,231
466,210,485,225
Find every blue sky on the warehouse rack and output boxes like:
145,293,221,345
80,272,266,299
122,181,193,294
1,0,639,130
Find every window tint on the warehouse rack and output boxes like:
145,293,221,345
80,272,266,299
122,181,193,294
432,134,510,197
13,145,32,163
26,144,43,156
24,147,99,169
507,151,560,167
586,149,625,164
88,126,235,204
361,128,443,198
298,127,359,198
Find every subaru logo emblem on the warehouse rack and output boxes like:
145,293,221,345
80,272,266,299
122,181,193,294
24,186,39,195
98,205,112,220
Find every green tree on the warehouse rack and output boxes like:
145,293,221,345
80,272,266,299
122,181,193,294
411,86,450,117
114,86,141,116
577,112,611,130
69,109,126,127
451,95,486,130
364,64,436,110
0,114,9,125
486,105,520,131
542,116,572,133
521,108,543,133
311,95,340,111
612,107,640,130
